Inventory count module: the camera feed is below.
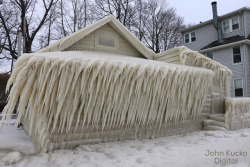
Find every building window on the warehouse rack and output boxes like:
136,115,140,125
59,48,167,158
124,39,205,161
232,18,239,30
206,52,213,60
222,18,239,34
95,30,119,51
223,20,230,33
232,47,241,64
191,32,196,42
234,79,243,97
184,32,196,43
99,36,115,47
184,34,189,43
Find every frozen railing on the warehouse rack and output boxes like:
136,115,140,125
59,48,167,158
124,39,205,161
155,46,232,114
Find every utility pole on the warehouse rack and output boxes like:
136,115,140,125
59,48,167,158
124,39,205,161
17,30,22,58
84,0,87,27
23,17,26,53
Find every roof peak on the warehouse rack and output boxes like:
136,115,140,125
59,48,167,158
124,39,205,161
38,15,155,59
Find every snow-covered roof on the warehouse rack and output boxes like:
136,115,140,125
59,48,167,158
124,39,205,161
29,50,214,70
38,15,155,59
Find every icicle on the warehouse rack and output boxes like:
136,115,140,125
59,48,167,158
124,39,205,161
1,50,215,152
178,46,232,98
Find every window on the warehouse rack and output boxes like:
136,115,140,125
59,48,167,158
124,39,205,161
232,18,239,30
99,36,115,47
206,52,213,60
184,34,189,43
223,20,230,33
232,47,241,64
184,32,196,43
95,30,118,51
222,18,239,33
234,79,243,97
191,32,196,42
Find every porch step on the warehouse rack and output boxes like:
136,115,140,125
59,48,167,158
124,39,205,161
202,113,227,131
203,119,225,128
208,114,225,122
203,125,227,131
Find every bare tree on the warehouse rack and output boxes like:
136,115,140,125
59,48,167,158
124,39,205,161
55,0,92,39
0,1,19,60
0,0,186,70
94,0,137,29
46,3,58,47
38,2,58,48
137,1,184,53
132,0,148,41
0,0,58,60
162,9,185,50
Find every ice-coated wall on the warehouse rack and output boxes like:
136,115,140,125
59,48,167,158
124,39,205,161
225,98,250,130
1,50,214,152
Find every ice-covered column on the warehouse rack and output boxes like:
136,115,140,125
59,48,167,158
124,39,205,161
225,98,250,130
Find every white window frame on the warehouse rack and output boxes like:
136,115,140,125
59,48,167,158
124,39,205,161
232,17,240,31
222,17,240,34
184,33,190,43
184,31,196,44
232,46,242,65
190,32,196,42
222,20,230,34
206,52,214,60
233,78,244,97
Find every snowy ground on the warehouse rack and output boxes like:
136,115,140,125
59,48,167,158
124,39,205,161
0,121,250,167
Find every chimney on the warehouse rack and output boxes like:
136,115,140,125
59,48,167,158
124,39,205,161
211,2,224,43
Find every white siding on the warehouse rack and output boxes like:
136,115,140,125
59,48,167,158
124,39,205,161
183,23,218,51
247,45,250,97
244,11,250,37
219,14,244,38
213,46,245,97
65,23,145,58
183,12,249,51
182,10,250,97
155,50,180,64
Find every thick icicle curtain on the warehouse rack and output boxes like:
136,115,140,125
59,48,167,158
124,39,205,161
179,46,232,97
1,51,214,135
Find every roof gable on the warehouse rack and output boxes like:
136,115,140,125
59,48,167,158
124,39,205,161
64,23,145,58
38,15,154,59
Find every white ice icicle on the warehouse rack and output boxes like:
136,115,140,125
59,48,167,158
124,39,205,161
1,50,217,152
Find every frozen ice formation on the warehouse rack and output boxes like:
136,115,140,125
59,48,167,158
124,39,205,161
1,51,214,152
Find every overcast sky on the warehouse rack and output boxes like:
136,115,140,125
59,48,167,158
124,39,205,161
167,0,250,25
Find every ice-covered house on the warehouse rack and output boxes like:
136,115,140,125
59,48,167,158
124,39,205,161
2,15,234,153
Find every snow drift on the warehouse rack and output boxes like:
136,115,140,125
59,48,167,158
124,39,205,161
0,151,23,165
1,51,214,152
